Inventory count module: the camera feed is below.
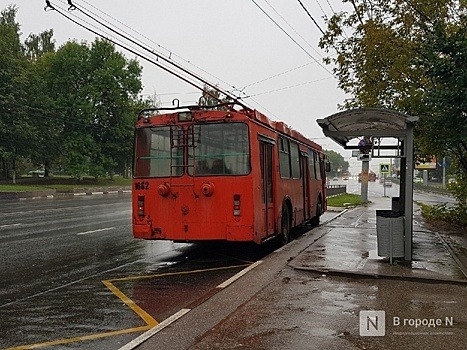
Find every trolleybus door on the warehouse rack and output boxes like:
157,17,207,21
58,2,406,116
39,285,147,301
301,153,311,221
259,141,275,236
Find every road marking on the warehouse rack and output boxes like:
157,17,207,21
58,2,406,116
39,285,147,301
0,223,22,229
102,279,158,328
5,264,251,350
118,308,191,350
77,227,115,235
217,260,263,288
5,326,152,350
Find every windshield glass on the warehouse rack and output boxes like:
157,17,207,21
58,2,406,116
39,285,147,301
134,126,183,177
188,123,250,176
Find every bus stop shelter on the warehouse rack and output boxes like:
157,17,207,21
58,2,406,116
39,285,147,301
317,108,419,261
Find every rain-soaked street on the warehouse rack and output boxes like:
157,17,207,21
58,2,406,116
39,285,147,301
0,194,271,349
1,182,464,350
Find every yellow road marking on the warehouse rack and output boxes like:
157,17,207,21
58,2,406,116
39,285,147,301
102,280,158,328
109,264,249,283
3,264,249,350
5,326,151,350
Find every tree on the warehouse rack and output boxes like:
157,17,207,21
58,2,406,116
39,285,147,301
319,0,465,157
86,39,142,178
319,0,466,220
0,5,32,181
41,39,143,180
24,29,55,60
324,150,349,177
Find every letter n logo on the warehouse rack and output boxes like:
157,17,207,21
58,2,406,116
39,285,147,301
359,310,386,336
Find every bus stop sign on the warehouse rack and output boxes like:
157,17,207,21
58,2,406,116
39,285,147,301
379,163,390,175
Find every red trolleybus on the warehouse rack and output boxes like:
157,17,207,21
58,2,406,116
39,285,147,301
132,104,327,244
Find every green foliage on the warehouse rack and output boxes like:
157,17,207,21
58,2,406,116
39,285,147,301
419,202,467,230
324,149,349,177
319,0,467,218
0,5,32,177
0,6,145,180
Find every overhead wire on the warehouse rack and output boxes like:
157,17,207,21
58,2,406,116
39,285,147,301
242,62,314,89
78,0,244,99
46,0,340,114
296,0,326,35
46,2,209,99
263,0,324,58
313,0,328,19
249,0,335,77
245,76,333,98
47,0,249,109
63,0,246,107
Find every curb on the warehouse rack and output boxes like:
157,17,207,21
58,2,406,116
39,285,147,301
0,187,131,200
290,265,467,286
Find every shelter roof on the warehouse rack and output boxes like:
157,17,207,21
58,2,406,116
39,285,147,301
316,108,419,148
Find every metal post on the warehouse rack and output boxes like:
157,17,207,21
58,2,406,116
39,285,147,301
399,157,406,213
383,173,387,197
361,159,369,203
404,127,415,261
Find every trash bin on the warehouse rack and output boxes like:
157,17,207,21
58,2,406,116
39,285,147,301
391,197,401,212
376,210,404,258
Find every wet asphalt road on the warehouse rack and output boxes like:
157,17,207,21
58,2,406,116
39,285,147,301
339,178,456,207
0,194,267,350
0,184,457,349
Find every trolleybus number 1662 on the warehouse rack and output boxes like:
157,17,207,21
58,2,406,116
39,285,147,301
132,104,328,245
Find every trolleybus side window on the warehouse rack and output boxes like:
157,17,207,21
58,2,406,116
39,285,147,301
188,123,250,176
279,137,290,178
290,142,301,179
279,136,300,179
134,126,183,177
309,150,316,179
314,151,322,180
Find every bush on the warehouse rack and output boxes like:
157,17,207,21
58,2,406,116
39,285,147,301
419,202,467,231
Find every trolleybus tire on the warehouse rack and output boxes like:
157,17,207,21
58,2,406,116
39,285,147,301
281,206,291,245
311,197,322,227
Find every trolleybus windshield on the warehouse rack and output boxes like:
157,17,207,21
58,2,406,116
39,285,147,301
188,123,250,176
134,122,250,177
134,126,184,177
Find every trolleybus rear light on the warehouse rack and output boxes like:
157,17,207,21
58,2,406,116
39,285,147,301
137,195,145,216
233,194,241,216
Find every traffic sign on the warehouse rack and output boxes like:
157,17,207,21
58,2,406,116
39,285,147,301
379,163,390,174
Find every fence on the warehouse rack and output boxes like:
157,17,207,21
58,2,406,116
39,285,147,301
327,184,347,197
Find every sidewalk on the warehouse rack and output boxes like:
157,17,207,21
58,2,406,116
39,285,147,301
128,196,466,350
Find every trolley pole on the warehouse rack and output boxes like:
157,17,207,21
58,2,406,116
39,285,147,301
361,159,369,203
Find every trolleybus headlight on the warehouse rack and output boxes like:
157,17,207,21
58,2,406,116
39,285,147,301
158,183,171,197
137,195,145,216
201,182,215,197
233,194,241,216
178,112,192,122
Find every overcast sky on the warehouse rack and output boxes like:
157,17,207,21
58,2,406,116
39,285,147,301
5,0,378,174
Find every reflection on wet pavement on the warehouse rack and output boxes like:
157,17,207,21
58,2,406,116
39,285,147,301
291,198,467,281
